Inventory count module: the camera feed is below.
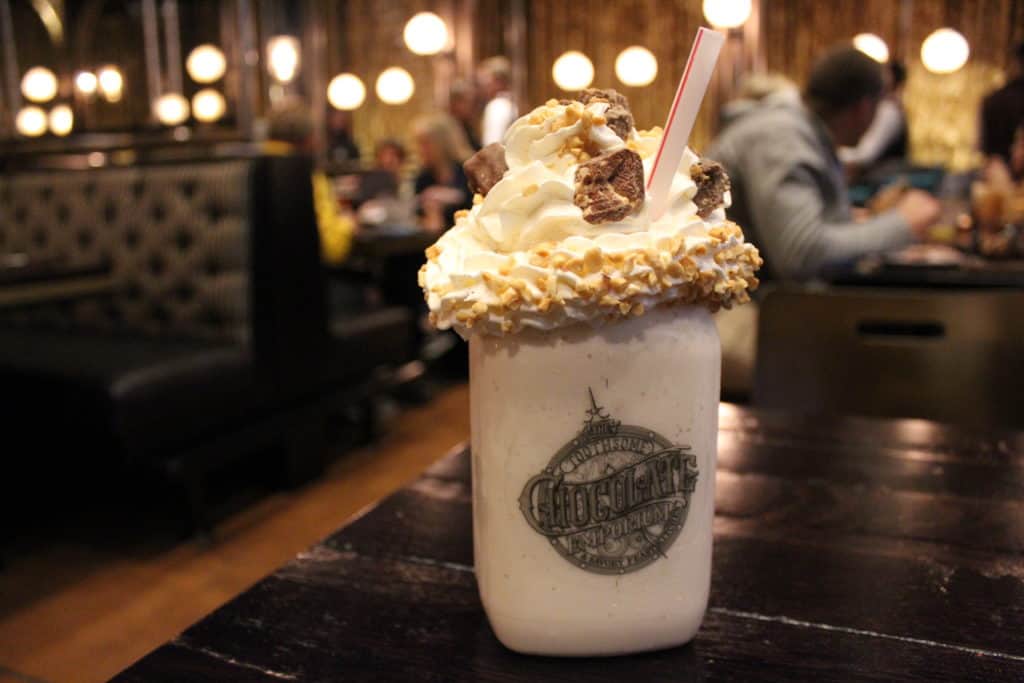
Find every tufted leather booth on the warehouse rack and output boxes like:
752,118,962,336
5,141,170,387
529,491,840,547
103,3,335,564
0,155,411,530
0,161,252,340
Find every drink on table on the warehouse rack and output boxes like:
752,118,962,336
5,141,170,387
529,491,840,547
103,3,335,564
419,89,761,656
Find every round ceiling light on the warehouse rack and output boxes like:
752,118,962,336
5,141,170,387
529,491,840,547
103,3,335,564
552,51,594,91
702,0,752,29
192,89,226,123
375,67,415,105
921,28,969,74
16,106,48,137
328,73,367,110
21,66,58,103
48,104,74,136
615,46,658,87
267,35,301,83
403,12,449,56
853,33,890,63
75,71,98,95
97,66,124,102
186,44,227,84
154,92,190,126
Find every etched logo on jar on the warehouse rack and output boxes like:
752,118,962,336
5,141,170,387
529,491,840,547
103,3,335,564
518,389,699,574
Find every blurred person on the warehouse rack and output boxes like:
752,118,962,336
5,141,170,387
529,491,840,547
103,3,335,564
980,42,1024,169
719,73,800,130
840,60,909,175
268,98,354,265
349,138,406,203
477,56,517,146
327,109,361,164
450,79,482,151
412,113,473,233
709,45,940,283
983,123,1024,187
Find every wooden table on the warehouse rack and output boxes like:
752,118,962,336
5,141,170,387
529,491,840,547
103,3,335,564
112,405,1024,681
833,254,1024,289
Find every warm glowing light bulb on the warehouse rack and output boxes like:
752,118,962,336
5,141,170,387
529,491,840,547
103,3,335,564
552,51,594,91
21,67,58,103
267,35,300,83
375,67,415,105
16,106,48,137
403,12,449,55
192,89,226,122
75,71,98,95
154,92,190,126
186,44,227,84
615,46,658,87
97,66,124,101
853,33,890,63
702,0,752,29
327,73,367,110
48,104,73,136
921,28,969,74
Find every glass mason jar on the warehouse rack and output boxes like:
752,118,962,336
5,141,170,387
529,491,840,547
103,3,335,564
469,304,720,656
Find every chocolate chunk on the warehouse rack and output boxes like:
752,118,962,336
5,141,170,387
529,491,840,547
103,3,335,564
574,149,645,224
578,88,634,140
463,143,508,197
690,159,731,218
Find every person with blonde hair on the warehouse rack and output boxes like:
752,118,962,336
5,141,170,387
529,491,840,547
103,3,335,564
477,55,517,145
412,113,473,233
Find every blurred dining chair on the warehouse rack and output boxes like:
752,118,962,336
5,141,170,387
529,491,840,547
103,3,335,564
753,287,1024,428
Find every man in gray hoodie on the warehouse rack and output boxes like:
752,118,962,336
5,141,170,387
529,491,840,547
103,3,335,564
709,47,940,282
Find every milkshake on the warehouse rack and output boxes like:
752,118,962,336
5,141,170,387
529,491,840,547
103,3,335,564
419,90,760,656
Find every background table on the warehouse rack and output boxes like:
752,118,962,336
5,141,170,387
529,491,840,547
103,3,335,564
112,405,1024,681
832,255,1024,289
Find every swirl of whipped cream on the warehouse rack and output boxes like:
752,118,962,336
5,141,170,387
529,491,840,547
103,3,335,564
419,99,761,337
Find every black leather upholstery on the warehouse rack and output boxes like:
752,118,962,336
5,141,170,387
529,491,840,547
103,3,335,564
0,161,253,340
329,307,413,384
0,328,271,457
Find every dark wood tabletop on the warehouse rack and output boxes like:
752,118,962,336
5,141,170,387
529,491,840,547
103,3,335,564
832,255,1024,289
112,404,1024,682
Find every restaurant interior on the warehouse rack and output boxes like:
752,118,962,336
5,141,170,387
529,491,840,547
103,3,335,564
1,0,1023,680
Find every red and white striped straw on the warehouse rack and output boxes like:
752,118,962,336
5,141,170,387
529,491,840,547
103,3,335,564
646,27,726,221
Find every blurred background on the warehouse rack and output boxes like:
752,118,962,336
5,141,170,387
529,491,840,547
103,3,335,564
2,1,1021,165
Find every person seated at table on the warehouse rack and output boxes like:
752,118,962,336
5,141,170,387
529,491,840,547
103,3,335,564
327,109,361,165
412,114,474,234
980,42,1024,173
268,98,355,265
477,56,517,146
718,72,800,131
347,138,407,206
839,60,909,179
449,79,482,152
708,45,941,283
983,123,1024,188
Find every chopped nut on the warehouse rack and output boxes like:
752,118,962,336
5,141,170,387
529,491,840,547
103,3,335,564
454,209,470,220
522,183,539,197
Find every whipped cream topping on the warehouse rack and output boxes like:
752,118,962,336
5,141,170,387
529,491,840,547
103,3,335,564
419,99,761,337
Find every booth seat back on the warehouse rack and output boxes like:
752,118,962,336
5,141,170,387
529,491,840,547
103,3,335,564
0,160,253,342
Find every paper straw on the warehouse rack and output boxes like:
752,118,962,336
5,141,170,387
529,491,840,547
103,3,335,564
646,27,726,221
